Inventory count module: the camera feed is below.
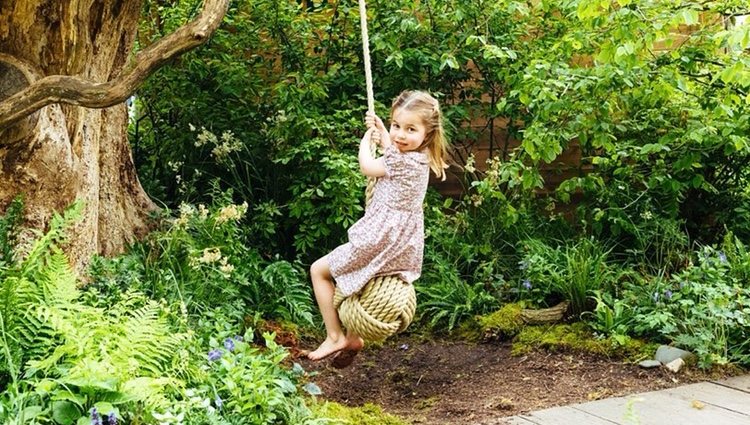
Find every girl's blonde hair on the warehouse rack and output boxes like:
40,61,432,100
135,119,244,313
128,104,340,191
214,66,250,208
390,90,449,180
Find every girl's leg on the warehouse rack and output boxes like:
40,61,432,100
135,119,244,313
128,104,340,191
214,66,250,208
307,257,364,360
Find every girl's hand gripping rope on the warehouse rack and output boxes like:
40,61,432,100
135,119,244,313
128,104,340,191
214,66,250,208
365,111,391,149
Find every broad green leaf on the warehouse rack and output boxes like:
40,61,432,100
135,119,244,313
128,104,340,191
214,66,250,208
53,401,81,425
680,9,700,26
303,382,322,396
93,402,115,415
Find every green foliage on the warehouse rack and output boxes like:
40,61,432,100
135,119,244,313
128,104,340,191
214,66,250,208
184,332,324,425
605,240,750,368
0,206,332,424
89,195,315,326
0,204,191,424
0,196,23,276
661,246,749,368
517,237,614,316
584,291,638,342
417,270,500,332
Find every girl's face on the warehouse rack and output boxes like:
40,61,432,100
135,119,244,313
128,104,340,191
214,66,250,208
389,108,427,153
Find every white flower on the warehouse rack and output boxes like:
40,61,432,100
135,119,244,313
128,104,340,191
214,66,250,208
215,202,248,224
198,204,209,220
173,216,189,229
198,247,222,264
464,154,476,173
178,203,196,218
210,131,242,161
220,261,235,277
195,127,217,147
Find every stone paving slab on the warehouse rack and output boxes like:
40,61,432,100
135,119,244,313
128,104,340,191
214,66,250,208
503,375,750,425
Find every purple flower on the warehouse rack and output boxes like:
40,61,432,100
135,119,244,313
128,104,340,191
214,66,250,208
107,413,117,425
718,251,727,264
215,395,223,409
90,408,102,425
208,349,223,362
664,289,673,300
224,337,235,352
233,335,243,342
522,279,532,290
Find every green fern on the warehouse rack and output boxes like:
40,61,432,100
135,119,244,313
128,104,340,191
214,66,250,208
0,201,194,421
0,196,24,273
258,260,315,325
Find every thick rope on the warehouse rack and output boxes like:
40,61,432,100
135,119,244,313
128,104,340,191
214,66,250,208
358,0,375,115
334,0,417,342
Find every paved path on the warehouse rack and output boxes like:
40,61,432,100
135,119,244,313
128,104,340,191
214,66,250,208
503,375,750,425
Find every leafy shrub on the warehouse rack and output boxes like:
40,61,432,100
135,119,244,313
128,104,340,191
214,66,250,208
0,204,192,424
516,237,614,316
619,241,750,368
0,204,332,425
89,195,315,326
181,331,325,425
417,276,500,333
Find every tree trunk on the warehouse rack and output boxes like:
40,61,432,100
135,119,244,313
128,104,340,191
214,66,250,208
0,0,154,271
1,0,229,272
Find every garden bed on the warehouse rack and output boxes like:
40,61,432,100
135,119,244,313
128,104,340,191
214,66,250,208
300,335,733,425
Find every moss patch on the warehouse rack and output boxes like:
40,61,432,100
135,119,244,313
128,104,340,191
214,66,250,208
477,303,524,340
311,401,410,425
512,322,657,362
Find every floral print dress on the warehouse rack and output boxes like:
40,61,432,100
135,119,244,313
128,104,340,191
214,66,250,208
328,144,430,296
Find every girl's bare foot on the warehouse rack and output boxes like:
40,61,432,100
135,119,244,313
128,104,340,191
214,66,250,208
307,336,347,361
331,335,364,369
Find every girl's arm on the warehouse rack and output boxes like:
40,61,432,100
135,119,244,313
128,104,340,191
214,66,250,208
358,128,386,178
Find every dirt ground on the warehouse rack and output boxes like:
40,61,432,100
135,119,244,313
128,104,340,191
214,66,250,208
296,335,730,425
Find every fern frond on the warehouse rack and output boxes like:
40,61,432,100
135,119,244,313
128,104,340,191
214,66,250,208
109,302,189,377
20,201,82,277
38,249,79,305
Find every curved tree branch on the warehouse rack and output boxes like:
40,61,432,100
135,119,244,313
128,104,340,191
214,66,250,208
0,0,230,131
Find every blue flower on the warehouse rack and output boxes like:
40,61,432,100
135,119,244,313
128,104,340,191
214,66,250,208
522,279,532,290
90,408,102,425
215,395,223,409
718,251,727,264
224,337,235,352
107,413,117,425
233,335,243,342
208,349,223,362
664,289,673,300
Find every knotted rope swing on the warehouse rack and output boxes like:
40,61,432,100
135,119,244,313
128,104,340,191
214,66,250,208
332,0,417,342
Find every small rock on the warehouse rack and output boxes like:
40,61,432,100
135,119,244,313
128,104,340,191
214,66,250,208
638,360,662,369
655,345,695,364
665,358,685,373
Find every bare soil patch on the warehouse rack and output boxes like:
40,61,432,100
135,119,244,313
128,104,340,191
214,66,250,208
297,336,730,425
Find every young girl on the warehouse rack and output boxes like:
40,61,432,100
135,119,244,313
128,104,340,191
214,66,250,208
307,90,448,366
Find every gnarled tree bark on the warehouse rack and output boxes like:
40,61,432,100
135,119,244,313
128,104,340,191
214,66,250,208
0,0,230,271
